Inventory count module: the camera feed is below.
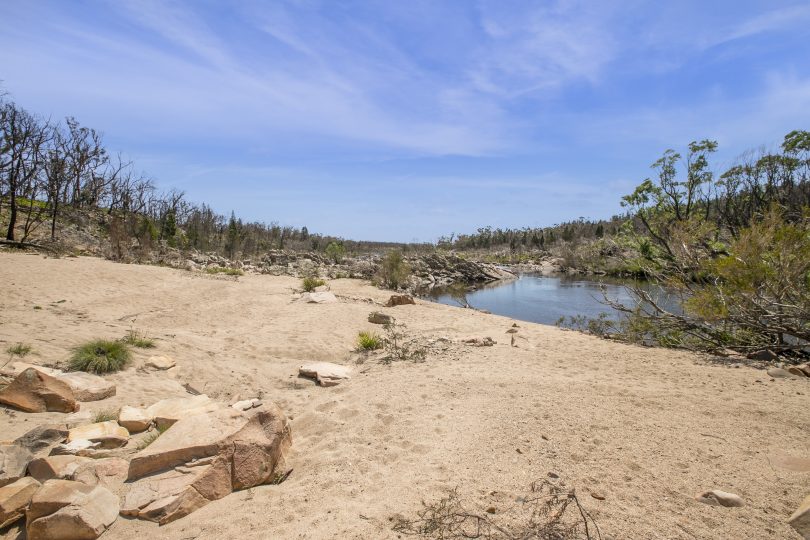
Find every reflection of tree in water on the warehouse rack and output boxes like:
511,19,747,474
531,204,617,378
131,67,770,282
446,283,472,309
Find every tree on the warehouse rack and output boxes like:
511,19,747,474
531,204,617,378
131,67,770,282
325,241,345,263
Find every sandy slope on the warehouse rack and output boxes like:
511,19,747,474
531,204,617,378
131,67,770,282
0,252,807,539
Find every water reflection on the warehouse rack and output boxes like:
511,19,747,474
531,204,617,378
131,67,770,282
423,274,678,326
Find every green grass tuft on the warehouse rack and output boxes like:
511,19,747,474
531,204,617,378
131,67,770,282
123,329,155,348
356,331,383,351
69,339,131,374
92,409,119,423
302,276,326,292
6,343,33,358
205,266,243,276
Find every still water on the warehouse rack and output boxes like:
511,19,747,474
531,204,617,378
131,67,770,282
424,274,676,326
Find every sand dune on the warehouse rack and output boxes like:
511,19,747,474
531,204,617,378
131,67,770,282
1,252,807,539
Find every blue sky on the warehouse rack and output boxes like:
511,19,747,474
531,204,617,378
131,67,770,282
2,1,809,242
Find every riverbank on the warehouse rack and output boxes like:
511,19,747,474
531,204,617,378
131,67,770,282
1,252,808,539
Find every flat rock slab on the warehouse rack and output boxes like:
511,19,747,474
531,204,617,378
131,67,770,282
297,291,338,304
28,455,93,482
0,444,34,488
27,479,119,540
13,425,68,456
2,362,115,402
145,355,176,370
118,405,152,433
68,421,129,449
0,476,41,529
299,362,352,386
146,394,221,430
0,368,78,413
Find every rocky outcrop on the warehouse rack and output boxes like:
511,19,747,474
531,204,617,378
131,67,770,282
27,479,119,540
406,253,515,289
123,405,291,524
0,368,78,413
299,362,352,386
0,477,40,528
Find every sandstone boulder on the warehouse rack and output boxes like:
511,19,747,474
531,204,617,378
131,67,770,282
0,477,40,529
73,458,129,494
767,367,800,379
787,366,809,378
2,362,114,402
0,444,34,488
789,495,810,538
299,362,351,386
297,291,338,304
145,394,221,430
368,311,393,325
27,479,119,540
145,356,176,370
0,368,78,413
231,398,262,411
118,405,152,433
696,489,745,507
124,405,291,524
50,440,101,457
385,294,415,307
67,421,129,449
14,425,68,456
28,455,93,483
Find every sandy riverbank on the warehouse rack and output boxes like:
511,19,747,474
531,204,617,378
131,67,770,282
0,252,807,539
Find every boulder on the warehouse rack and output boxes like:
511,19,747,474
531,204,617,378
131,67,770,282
789,495,810,538
385,294,415,307
748,349,778,361
368,311,393,325
231,398,262,412
0,444,34,488
124,405,291,524
767,368,800,379
0,368,78,413
799,364,810,377
297,291,338,304
67,421,129,449
26,479,119,540
2,362,114,402
299,362,352,386
787,366,808,378
696,489,745,507
14,425,68,456
145,394,221,430
145,356,176,370
50,440,101,457
73,458,129,493
0,477,41,529
118,405,152,433
28,455,93,483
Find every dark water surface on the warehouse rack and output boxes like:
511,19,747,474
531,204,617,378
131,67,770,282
424,274,676,326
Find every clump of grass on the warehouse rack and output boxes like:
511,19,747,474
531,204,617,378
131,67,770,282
205,266,244,276
6,343,32,359
137,424,169,450
122,328,155,348
33,305,42,310
92,409,119,423
301,276,326,292
69,339,131,374
356,331,383,351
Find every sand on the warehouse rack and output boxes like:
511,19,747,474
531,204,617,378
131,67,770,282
0,252,808,539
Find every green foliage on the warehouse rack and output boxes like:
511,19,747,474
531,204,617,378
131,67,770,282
302,276,326,292
376,250,411,290
6,343,32,358
123,328,155,348
325,241,346,263
137,424,169,450
356,331,383,351
69,339,131,373
205,266,244,276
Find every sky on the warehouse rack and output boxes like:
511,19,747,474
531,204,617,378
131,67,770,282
1,1,810,242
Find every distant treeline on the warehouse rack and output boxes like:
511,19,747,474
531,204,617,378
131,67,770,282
0,93,424,259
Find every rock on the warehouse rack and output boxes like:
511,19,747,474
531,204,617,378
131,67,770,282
0,444,34,488
368,311,393,325
505,328,518,334
28,455,92,482
124,405,291,524
67,421,129,449
799,364,810,377
145,356,176,370
0,368,78,413
297,291,338,304
50,439,102,457
57,372,115,402
789,495,810,538
145,394,221,430
385,294,415,307
231,398,262,412
0,477,40,529
748,349,778,361
73,458,129,493
13,425,68,456
696,489,745,507
299,362,352,386
787,366,808,378
27,479,119,540
2,362,115,402
767,368,800,379
118,405,152,433
462,336,496,347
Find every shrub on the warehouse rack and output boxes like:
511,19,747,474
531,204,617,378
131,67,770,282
69,339,131,374
302,276,326,292
92,409,119,423
205,266,244,276
356,331,383,351
123,329,155,348
6,343,32,358
376,250,411,290
325,241,346,263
